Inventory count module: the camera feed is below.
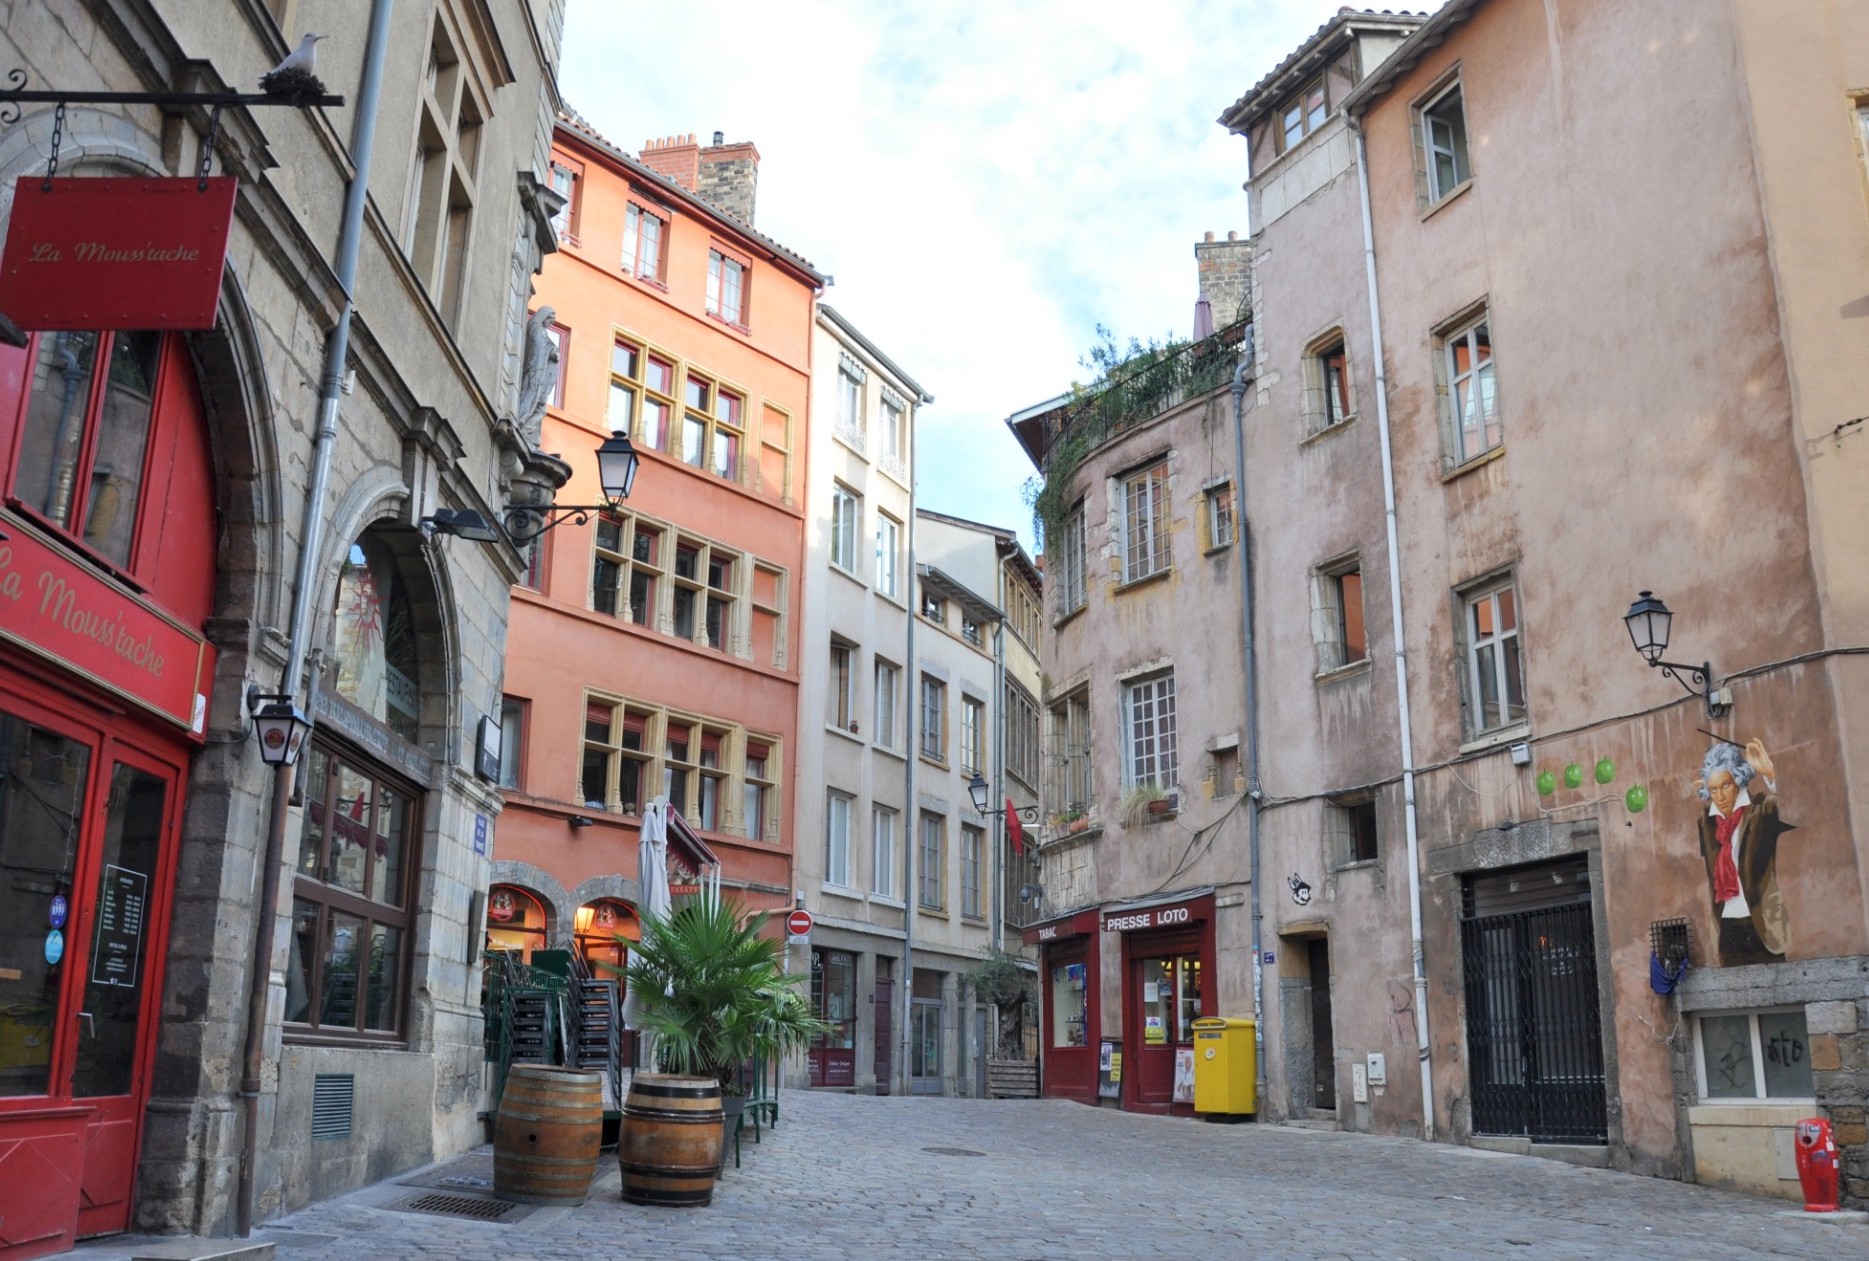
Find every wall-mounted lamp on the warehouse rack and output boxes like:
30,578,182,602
1623,591,1731,718
250,692,312,767
965,772,1042,822
568,815,596,830
419,507,502,543
1287,873,1312,907
504,431,640,542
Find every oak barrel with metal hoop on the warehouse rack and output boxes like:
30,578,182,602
619,1073,724,1206
493,1065,604,1205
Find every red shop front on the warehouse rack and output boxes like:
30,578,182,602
0,329,217,1260
1024,909,1101,1104
1103,892,1216,1115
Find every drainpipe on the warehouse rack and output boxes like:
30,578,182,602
900,436,918,1095
238,0,396,1234
1228,356,1266,1113
991,620,1005,958
1350,112,1434,1141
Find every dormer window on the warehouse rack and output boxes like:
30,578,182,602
1278,78,1328,153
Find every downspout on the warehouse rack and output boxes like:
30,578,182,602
900,434,918,1095
991,620,1005,958
1350,112,1434,1141
1228,356,1265,1112
238,0,396,1234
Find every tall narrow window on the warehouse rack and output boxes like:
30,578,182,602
1444,316,1499,462
1421,81,1472,203
1314,560,1367,672
622,202,667,282
880,394,906,473
829,641,854,730
872,807,898,898
874,660,900,749
744,741,773,841
1057,503,1087,616
836,366,865,450
707,248,748,326
875,513,901,598
920,675,946,761
402,15,486,324
960,698,984,776
548,157,581,242
826,792,853,888
1123,673,1178,795
918,812,945,910
1121,461,1169,582
497,698,526,790
1464,579,1526,734
831,486,859,572
1204,482,1235,550
581,698,621,810
960,825,983,920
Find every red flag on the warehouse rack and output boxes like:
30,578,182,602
1006,798,1024,855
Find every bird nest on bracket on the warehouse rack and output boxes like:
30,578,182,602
259,65,328,100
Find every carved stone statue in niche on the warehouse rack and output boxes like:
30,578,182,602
516,306,559,450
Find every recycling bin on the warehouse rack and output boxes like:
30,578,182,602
1191,1016,1256,1115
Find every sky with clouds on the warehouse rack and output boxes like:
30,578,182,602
559,0,1360,552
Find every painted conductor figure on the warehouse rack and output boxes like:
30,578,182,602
1694,738,1792,966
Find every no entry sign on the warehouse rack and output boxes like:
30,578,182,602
785,908,814,939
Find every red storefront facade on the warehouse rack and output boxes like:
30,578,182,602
1029,892,1219,1116
0,330,216,1259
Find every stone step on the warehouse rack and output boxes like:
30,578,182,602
130,1241,276,1261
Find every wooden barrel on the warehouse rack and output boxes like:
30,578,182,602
493,1065,604,1205
619,1073,724,1206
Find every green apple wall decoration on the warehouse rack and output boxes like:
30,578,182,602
1564,763,1584,789
1536,770,1556,796
1595,757,1616,785
1625,784,1649,812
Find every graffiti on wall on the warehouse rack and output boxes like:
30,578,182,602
1693,738,1794,967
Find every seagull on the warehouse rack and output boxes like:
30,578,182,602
260,33,328,97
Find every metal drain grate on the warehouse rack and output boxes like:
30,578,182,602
388,1191,535,1223
922,1146,986,1157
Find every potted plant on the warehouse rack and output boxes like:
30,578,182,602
1049,808,1088,836
622,897,829,1167
1121,781,1171,823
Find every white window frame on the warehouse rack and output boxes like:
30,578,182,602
706,248,747,326
960,697,984,776
836,366,865,451
622,201,667,282
1122,672,1178,796
872,806,898,899
826,791,853,888
1057,503,1087,617
918,812,945,910
1120,461,1170,583
873,659,899,750
960,824,984,920
830,485,860,573
1421,79,1472,203
875,513,901,598
1693,1008,1815,1102
1463,578,1525,735
1204,481,1235,550
1443,314,1499,463
920,675,946,762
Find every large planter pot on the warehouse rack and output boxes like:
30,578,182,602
493,1065,604,1206
620,1074,724,1207
718,1094,747,1170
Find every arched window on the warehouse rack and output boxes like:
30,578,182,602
573,898,639,972
331,531,422,743
485,885,549,961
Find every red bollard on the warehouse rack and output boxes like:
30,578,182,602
1794,1118,1840,1213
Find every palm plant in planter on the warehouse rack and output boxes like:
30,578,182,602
623,896,829,1096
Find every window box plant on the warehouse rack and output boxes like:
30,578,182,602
1121,781,1172,823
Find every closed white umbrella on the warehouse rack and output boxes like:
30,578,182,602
621,796,674,1071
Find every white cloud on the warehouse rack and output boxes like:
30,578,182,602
559,0,1349,548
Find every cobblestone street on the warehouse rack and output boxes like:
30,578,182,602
75,1090,1866,1261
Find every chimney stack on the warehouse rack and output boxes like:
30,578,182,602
638,132,761,227
1194,230,1253,326
696,135,760,227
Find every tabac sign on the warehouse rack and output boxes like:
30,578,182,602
0,510,211,736
0,177,238,329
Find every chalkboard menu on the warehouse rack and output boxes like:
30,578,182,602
90,864,149,988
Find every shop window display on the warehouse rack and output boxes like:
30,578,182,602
1050,960,1088,1048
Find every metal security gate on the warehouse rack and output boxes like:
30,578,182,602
1461,863,1607,1144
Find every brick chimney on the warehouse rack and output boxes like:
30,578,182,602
639,133,701,190
1195,230,1253,325
697,135,760,226
638,132,761,227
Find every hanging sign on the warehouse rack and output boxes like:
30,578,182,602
0,511,212,736
0,176,238,330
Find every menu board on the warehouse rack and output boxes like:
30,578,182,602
90,864,149,988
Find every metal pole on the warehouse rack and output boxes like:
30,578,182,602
238,1,396,1235
899,451,918,1096
1351,113,1434,1140
1228,356,1266,1112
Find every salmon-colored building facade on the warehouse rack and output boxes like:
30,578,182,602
490,121,822,962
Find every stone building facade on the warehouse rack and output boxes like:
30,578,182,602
0,2,564,1256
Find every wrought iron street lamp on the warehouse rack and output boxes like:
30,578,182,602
1623,590,1730,718
966,772,1041,823
504,430,641,542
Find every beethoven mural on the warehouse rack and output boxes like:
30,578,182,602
1694,739,1793,966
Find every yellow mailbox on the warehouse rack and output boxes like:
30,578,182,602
1191,1016,1256,1115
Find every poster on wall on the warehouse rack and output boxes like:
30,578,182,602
1173,1047,1195,1103
1097,1040,1122,1098
1144,1014,1167,1045
89,865,149,988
